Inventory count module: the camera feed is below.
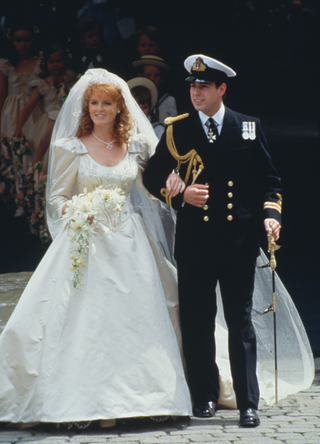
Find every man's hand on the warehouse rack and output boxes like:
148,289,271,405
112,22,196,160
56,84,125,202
183,184,209,208
264,218,281,241
166,173,186,197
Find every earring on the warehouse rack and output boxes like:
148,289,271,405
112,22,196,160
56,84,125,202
117,110,120,114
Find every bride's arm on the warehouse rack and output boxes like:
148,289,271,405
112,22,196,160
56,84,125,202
48,139,82,218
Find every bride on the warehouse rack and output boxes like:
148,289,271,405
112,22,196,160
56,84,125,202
0,68,314,426
0,69,192,425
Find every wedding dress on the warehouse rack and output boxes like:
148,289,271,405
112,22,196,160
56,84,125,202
0,134,193,423
0,137,314,422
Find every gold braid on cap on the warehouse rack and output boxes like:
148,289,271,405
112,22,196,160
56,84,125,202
160,113,204,207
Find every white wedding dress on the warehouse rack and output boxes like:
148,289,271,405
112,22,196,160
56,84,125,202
0,135,193,423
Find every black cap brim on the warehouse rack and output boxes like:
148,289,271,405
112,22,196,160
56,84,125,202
185,68,228,84
185,75,211,83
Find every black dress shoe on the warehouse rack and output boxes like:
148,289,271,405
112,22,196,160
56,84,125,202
193,401,215,418
239,408,260,427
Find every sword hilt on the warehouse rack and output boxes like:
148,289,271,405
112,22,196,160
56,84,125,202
268,221,281,271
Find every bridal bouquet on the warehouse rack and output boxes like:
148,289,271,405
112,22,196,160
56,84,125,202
63,186,126,289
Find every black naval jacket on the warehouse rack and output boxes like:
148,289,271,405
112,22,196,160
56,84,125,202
143,108,282,262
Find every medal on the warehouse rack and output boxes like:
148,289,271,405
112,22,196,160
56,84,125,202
249,121,256,140
242,122,256,140
242,122,249,140
208,128,216,143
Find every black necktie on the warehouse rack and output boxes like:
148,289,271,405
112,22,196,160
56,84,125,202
207,118,219,143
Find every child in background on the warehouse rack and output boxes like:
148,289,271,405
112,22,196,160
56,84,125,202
128,77,164,140
136,26,161,57
73,17,108,74
13,44,75,239
132,55,177,125
0,22,42,215
0,22,41,140
14,44,75,172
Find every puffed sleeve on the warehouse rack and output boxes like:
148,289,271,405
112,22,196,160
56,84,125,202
0,59,11,76
128,133,152,172
49,137,87,217
29,78,61,121
29,77,47,95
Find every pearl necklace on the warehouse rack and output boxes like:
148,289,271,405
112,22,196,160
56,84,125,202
92,132,115,150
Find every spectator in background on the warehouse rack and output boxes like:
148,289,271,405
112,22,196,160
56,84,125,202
0,22,41,140
136,26,161,57
73,17,108,74
0,21,42,216
14,43,76,172
132,55,177,125
128,76,164,140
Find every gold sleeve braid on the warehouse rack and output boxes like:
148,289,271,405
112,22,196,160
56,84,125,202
160,114,204,207
263,193,282,214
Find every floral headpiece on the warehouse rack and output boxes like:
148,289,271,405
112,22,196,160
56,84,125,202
6,25,39,41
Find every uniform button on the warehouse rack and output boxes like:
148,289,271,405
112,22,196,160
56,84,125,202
203,204,208,210
204,216,209,222
228,192,233,198
205,182,209,186
227,203,233,209
228,181,233,187
227,215,233,221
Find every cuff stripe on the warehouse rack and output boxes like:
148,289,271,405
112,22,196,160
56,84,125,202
263,201,282,214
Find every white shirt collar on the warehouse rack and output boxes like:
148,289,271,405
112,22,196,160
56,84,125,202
199,103,225,135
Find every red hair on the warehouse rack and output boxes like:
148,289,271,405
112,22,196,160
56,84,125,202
77,83,134,145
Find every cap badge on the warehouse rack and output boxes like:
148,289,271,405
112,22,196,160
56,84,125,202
192,57,207,72
242,122,256,140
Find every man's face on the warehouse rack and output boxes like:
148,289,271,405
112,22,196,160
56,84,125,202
190,82,226,116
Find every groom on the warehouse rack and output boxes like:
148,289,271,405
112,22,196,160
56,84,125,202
143,54,282,427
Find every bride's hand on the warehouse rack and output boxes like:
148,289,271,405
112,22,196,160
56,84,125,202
166,173,186,197
62,204,69,215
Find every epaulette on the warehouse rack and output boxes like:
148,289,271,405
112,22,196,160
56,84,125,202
164,113,189,126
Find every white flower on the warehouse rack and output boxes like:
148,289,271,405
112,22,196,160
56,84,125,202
64,186,126,290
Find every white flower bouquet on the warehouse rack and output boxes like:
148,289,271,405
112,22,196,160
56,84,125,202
63,186,126,289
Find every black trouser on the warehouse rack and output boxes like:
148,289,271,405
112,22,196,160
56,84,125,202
177,256,259,410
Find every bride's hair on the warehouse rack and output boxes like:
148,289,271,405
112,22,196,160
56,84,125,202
77,83,134,144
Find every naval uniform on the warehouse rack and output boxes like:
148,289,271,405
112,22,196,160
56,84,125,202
143,107,282,410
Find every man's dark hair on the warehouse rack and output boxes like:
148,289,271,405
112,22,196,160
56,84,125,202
214,80,227,100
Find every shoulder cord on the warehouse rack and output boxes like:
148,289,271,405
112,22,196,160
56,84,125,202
160,115,204,206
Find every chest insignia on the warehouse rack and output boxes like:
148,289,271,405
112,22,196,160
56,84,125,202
242,122,256,140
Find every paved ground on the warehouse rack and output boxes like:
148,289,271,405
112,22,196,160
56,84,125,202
1,360,319,444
